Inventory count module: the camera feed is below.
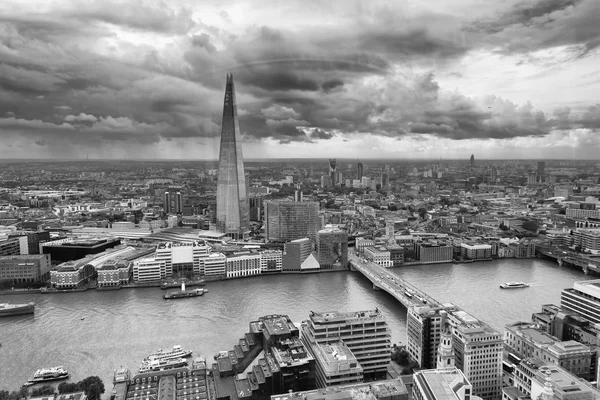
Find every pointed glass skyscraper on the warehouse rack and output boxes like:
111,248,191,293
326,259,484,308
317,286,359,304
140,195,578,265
216,73,250,239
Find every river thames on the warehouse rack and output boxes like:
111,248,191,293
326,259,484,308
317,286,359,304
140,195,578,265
0,258,593,391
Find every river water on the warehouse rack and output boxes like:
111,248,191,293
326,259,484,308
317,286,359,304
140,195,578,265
0,258,593,392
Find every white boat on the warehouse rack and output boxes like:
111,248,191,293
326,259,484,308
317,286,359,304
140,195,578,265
500,282,529,289
139,357,188,373
24,366,69,385
144,345,192,362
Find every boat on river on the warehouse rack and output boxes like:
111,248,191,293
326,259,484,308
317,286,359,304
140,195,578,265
0,302,35,317
500,282,529,289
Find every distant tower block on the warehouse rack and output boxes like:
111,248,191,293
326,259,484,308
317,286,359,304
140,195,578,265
329,159,337,185
470,154,475,167
216,73,250,239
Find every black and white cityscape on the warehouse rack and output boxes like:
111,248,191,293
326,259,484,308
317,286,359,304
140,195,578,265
1,2,600,400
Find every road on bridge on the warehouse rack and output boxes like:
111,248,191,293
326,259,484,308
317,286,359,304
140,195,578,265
349,250,441,309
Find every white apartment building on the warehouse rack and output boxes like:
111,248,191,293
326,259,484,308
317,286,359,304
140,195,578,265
155,241,211,277
259,250,282,272
204,253,226,278
226,253,261,278
363,246,392,267
132,257,167,283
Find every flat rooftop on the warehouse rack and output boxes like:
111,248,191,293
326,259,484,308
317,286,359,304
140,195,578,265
270,378,408,400
572,280,600,299
309,309,384,323
415,368,469,400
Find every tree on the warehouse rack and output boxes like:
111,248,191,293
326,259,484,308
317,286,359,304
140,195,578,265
499,222,509,231
388,203,398,211
391,344,420,374
58,382,81,394
78,376,105,400
418,208,428,220
31,385,54,397
522,220,539,232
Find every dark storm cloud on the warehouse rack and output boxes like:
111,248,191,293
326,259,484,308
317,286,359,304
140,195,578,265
236,70,320,92
310,129,333,140
322,79,344,92
469,0,583,34
69,1,196,34
466,0,600,58
191,34,217,53
550,104,600,130
359,28,468,60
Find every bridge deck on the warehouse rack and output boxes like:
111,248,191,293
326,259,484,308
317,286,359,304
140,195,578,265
349,252,441,309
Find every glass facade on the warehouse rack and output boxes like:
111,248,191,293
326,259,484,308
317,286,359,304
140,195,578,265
216,73,250,239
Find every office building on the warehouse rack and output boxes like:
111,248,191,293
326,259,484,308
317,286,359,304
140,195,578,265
572,228,600,252
132,256,166,283
363,246,392,267
0,237,21,256
530,364,597,400
0,254,52,283
264,201,320,243
537,161,545,178
216,73,250,240
416,242,453,263
448,310,503,400
302,309,391,377
41,237,121,263
460,243,492,260
357,162,363,181
504,322,594,380
413,367,473,400
155,241,212,278
50,257,97,289
316,228,348,269
407,304,458,370
470,154,475,167
561,280,600,324
271,379,408,400
307,341,363,388
329,159,337,186
203,253,227,278
164,187,184,214
321,175,332,188
260,250,283,273
282,238,319,272
225,252,261,279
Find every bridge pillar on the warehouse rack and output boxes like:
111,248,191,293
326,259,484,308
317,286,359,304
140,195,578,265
557,258,563,266
583,266,589,275
373,283,381,291
349,263,357,272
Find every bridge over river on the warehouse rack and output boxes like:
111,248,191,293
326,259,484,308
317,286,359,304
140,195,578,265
348,251,442,309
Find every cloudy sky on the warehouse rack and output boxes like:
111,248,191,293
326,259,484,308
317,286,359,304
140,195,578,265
1,0,599,160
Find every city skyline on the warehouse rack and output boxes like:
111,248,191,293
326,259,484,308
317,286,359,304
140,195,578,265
0,0,599,160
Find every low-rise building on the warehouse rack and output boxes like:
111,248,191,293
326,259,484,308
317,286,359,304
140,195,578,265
204,253,226,278
0,254,52,284
417,243,453,263
364,246,392,267
226,252,261,279
260,250,282,273
460,243,492,260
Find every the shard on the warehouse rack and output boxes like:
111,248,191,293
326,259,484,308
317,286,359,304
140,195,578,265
216,73,250,239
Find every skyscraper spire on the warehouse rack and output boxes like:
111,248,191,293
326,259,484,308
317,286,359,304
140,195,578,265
216,73,250,239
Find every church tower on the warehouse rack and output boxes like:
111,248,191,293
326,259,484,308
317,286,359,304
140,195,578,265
437,326,455,369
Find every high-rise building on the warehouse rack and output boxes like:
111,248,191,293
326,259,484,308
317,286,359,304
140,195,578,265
164,187,184,214
561,280,600,324
302,309,391,377
407,304,457,370
216,73,250,240
470,154,475,167
316,227,348,269
448,310,503,400
357,162,363,181
537,161,546,177
264,201,320,243
329,159,337,185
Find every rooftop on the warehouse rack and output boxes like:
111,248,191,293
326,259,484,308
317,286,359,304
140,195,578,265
309,309,384,323
415,367,471,400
